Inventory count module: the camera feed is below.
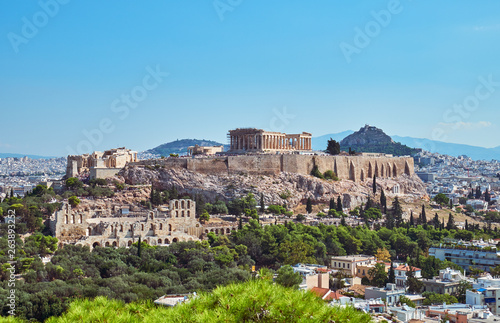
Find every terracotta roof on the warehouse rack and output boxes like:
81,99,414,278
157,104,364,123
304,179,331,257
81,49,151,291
395,265,421,272
310,288,344,301
316,268,329,273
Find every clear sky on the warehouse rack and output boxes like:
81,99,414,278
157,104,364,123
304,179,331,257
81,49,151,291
2,0,500,156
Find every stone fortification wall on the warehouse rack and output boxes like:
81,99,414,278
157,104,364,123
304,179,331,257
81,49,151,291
129,155,414,182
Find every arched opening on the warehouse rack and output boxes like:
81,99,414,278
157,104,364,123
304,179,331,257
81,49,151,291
220,229,224,235
87,227,91,236
173,238,178,243
226,228,231,234
187,210,190,217
112,241,117,247
215,229,219,234
141,224,144,231
150,223,154,230
393,164,398,177
205,229,209,234
349,162,356,182
72,215,75,224
158,239,162,244
128,240,133,246
169,224,172,232
92,242,100,248
405,162,411,175
111,225,114,233
210,229,214,232
187,201,191,208
65,215,68,224
159,223,163,230
181,200,185,208
165,239,170,244
105,242,110,247
175,200,179,208
79,214,83,224
175,211,178,218
181,210,185,217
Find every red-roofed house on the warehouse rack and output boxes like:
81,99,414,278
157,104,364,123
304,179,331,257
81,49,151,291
310,287,344,301
394,264,422,288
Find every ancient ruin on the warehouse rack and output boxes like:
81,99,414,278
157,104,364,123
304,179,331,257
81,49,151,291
66,147,138,179
187,145,224,156
49,199,231,249
228,128,312,153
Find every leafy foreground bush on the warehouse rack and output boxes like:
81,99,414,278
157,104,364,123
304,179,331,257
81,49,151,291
1,280,371,323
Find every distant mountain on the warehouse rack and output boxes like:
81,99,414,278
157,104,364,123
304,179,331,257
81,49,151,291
338,125,418,156
0,153,58,159
312,129,500,161
145,139,227,156
392,136,500,161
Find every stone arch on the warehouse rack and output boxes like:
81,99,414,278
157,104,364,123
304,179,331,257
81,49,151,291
165,239,170,244
405,161,411,175
215,228,219,234
220,229,224,235
150,223,154,230
65,215,69,224
368,162,373,178
187,210,190,217
173,238,178,243
210,229,214,232
181,200,185,208
158,239,162,244
141,224,144,231
349,162,356,182
105,242,110,247
128,240,133,246
92,242,100,248
79,214,83,224
226,228,231,234
205,229,209,234
159,223,163,230
187,201,191,209
393,163,398,177
112,241,117,247
181,210,185,217
72,214,75,224
175,200,179,209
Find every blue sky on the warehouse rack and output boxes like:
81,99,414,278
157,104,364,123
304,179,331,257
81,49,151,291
2,0,500,156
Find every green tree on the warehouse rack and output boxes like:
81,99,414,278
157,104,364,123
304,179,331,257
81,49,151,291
68,196,80,208
433,193,450,206
380,189,387,214
446,213,455,230
260,193,265,214
372,175,377,195
336,196,343,212
326,138,341,155
406,267,424,293
368,263,388,287
311,166,324,179
329,198,336,212
306,198,312,214
199,210,210,223
388,263,395,284
420,204,427,224
276,265,302,289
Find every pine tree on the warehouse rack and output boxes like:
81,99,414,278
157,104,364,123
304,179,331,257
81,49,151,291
380,189,387,214
329,198,336,212
306,198,312,214
420,205,427,224
336,196,343,212
372,175,377,195
326,138,341,155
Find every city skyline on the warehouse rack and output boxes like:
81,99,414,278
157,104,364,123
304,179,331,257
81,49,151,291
2,1,500,156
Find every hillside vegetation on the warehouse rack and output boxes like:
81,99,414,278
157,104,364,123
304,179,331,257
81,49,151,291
1,280,371,323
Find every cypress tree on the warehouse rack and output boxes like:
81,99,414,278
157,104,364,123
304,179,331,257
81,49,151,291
372,175,377,195
260,193,265,214
341,215,346,227
388,263,395,284
336,196,343,212
380,189,387,214
420,205,427,224
465,219,469,231
329,198,336,211
238,217,243,230
446,213,455,230
409,212,415,227
137,236,142,257
392,197,403,228
306,198,312,214
449,198,453,209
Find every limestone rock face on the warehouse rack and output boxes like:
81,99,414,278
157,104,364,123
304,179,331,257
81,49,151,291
119,165,427,210
341,125,394,147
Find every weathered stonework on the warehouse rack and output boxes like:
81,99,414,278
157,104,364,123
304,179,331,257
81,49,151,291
51,199,204,249
129,155,414,182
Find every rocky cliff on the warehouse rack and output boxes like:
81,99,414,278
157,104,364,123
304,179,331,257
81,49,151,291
119,165,427,210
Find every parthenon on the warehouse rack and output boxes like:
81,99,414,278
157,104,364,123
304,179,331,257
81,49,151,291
228,128,312,153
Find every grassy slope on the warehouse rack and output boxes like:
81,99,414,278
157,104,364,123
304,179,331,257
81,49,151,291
1,280,372,323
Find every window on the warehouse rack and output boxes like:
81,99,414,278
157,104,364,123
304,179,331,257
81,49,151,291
347,264,350,269
343,263,345,268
